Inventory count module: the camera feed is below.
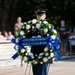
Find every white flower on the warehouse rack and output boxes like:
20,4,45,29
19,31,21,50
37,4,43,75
28,21,31,23
36,23,40,29
15,32,19,36
23,36,26,38
29,53,33,56
32,26,35,29
49,25,51,29
43,57,48,62
26,25,31,30
21,49,25,53
30,55,34,59
35,54,38,56
19,55,23,59
51,35,56,39
22,26,25,29
32,19,37,24
44,47,48,52
45,53,49,56
24,22,26,24
53,29,57,34
40,62,43,64
48,56,51,59
44,28,48,33
43,21,48,24
27,30,30,33
51,53,54,57
50,49,53,52
47,34,49,36
32,60,38,64
39,53,44,56
25,53,28,55
24,57,27,61
16,38,19,43
38,56,41,59
20,31,25,36
15,45,18,50
34,61,38,64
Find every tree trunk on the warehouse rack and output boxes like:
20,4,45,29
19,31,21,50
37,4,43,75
0,0,19,32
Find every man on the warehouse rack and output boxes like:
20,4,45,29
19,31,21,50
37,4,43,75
31,9,52,75
58,20,71,54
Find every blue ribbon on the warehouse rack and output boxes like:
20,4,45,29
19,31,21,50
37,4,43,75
47,36,61,59
54,49,61,60
11,38,16,44
11,37,23,59
12,53,18,59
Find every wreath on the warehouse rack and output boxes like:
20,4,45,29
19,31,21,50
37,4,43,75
11,19,60,65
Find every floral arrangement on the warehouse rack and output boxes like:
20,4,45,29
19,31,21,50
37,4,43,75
12,19,60,65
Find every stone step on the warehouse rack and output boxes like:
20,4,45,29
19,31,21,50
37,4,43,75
0,41,23,68
0,58,22,69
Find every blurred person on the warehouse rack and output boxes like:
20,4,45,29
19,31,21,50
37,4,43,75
0,31,4,38
58,20,71,55
8,31,14,40
14,17,23,32
3,31,8,40
68,32,75,53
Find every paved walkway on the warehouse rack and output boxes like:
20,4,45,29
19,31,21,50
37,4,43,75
0,58,75,75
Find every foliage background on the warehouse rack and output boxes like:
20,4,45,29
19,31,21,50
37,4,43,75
0,0,75,33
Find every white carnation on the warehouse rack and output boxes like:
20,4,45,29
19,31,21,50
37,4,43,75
15,32,19,36
30,55,34,59
48,56,51,59
45,53,49,56
39,53,44,56
19,55,23,59
16,38,19,43
24,22,26,24
53,29,57,34
28,21,31,23
20,31,25,36
36,23,40,29
32,19,37,24
15,45,18,50
47,34,49,36
22,26,25,29
21,49,25,53
29,53,33,56
35,54,38,56
51,53,54,57
38,56,41,59
26,25,31,30
43,57,48,62
44,28,48,33
27,30,30,33
23,36,26,38
24,57,27,61
25,53,28,55
43,21,48,24
34,61,38,64
50,49,53,52
51,35,56,39
40,62,43,64
32,26,35,29
33,60,38,64
49,25,51,29
44,47,48,52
